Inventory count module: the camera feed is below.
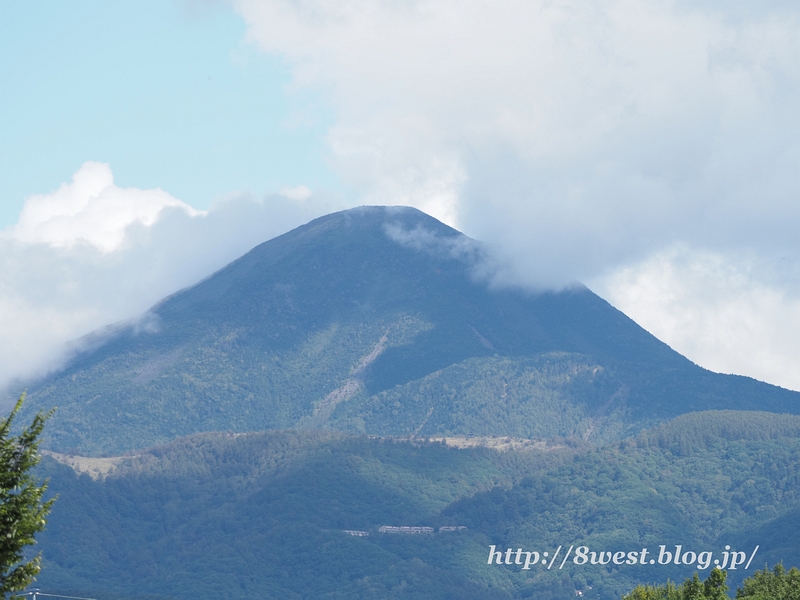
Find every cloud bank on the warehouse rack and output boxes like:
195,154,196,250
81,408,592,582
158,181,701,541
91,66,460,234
234,0,800,282
230,0,800,389
0,162,338,395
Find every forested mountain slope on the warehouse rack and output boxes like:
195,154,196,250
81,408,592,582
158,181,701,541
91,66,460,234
20,206,800,455
34,411,800,600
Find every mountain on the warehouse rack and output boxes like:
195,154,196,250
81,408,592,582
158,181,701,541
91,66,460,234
21,206,800,455
15,206,800,598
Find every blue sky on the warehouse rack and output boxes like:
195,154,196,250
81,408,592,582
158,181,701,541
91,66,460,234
0,0,340,228
1,0,800,392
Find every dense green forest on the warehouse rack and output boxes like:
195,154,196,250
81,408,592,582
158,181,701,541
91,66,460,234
28,410,800,599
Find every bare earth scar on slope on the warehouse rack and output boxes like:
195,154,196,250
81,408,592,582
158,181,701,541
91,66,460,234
42,450,132,480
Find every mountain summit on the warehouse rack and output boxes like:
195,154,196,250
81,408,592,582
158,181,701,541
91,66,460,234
25,206,800,454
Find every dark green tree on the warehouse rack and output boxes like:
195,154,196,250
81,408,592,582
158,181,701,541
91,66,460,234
622,580,681,599
622,570,729,600
736,563,800,599
0,394,55,597
704,568,729,600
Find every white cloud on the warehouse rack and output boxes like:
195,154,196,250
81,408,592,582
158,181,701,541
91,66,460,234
234,0,800,281
593,247,800,391
6,161,203,252
0,163,339,395
232,0,800,389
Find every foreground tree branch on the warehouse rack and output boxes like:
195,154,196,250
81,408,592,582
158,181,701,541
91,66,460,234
0,393,55,597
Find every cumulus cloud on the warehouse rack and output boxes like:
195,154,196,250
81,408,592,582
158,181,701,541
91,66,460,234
7,162,203,252
0,163,339,396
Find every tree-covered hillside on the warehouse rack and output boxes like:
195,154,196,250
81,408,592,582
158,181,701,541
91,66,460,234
32,411,800,600
36,430,552,599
